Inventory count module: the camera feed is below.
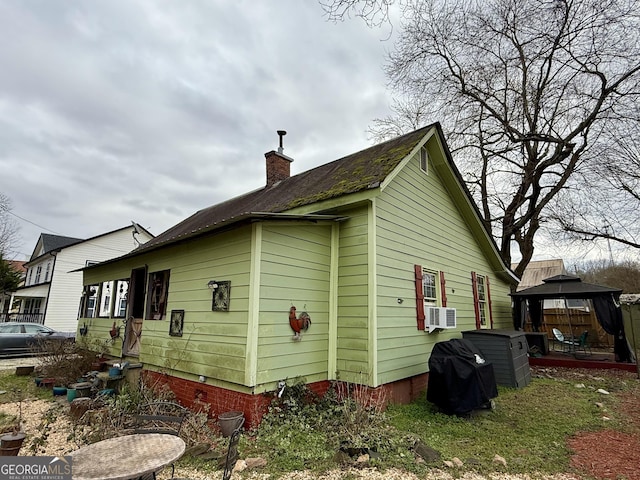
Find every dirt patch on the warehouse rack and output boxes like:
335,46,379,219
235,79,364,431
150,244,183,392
541,367,640,480
569,429,640,480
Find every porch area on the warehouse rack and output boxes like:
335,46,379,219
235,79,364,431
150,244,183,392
528,346,638,373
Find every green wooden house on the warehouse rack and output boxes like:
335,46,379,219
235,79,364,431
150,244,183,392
79,123,518,425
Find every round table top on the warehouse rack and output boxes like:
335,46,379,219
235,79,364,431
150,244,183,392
70,433,186,480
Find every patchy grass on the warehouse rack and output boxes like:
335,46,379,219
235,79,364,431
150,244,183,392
1,367,637,478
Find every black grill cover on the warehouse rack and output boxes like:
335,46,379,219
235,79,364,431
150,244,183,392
427,338,498,415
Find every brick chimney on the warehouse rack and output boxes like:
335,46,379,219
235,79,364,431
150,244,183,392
265,130,293,187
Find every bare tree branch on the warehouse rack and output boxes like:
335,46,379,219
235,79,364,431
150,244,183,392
323,0,640,276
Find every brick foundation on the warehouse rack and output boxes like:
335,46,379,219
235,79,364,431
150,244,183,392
142,370,428,429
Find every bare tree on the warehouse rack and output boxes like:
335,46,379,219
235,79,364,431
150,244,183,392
549,117,640,250
572,258,640,293
0,193,21,258
323,0,640,277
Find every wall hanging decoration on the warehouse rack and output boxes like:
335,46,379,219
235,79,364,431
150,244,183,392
288,305,311,341
109,321,121,343
170,310,185,337
211,281,231,311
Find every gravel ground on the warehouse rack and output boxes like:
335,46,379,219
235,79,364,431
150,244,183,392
0,359,602,479
0,356,40,371
0,396,582,480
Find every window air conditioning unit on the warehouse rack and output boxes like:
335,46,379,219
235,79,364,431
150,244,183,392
425,307,457,333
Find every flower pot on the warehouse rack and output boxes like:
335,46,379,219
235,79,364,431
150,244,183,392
0,432,26,456
218,411,244,437
108,367,122,377
66,388,77,402
53,386,67,396
40,378,55,389
15,365,35,376
70,382,92,398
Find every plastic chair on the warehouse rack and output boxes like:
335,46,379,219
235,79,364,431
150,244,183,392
552,328,576,352
575,331,592,355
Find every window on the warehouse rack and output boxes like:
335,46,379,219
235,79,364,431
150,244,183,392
45,262,51,282
99,281,114,317
24,298,42,314
477,275,487,326
114,280,129,318
35,266,42,284
419,146,429,174
28,269,33,285
414,265,447,330
422,269,438,306
146,270,170,320
83,285,98,318
471,272,492,329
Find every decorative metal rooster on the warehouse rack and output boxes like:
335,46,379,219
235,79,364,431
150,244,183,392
288,306,311,341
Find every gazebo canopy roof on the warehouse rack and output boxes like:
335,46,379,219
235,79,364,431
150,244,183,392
510,274,622,300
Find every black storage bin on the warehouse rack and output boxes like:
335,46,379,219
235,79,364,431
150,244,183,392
525,332,549,355
427,338,498,415
462,329,531,388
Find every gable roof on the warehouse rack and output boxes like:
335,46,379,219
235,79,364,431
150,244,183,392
96,124,515,283
32,234,84,260
28,225,154,265
138,125,433,253
513,259,567,291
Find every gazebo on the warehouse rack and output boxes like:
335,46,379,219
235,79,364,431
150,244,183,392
511,275,632,362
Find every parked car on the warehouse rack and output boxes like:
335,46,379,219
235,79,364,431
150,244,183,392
0,322,75,357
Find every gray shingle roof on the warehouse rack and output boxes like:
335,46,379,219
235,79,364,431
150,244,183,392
41,234,83,254
138,125,433,253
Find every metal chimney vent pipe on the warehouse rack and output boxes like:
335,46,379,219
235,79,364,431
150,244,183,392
277,130,287,153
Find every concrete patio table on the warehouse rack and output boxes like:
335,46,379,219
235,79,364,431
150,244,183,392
70,433,186,480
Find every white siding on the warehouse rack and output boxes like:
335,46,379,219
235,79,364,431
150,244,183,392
45,228,152,332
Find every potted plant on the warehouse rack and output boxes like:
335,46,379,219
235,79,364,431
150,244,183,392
0,391,26,456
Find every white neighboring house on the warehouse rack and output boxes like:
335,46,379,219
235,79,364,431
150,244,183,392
11,225,153,333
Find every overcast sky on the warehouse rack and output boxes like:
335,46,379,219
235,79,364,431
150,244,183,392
1,1,400,260
2,1,629,267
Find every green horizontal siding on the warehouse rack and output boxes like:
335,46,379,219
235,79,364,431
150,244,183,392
255,223,332,390
80,227,253,387
336,206,370,383
375,138,515,386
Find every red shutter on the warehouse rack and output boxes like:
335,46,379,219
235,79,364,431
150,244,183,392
486,275,494,328
471,271,481,329
439,271,447,307
414,265,425,330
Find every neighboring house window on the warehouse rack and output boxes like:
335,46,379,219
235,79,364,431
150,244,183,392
471,272,493,329
35,266,42,284
45,262,51,282
99,281,113,317
414,265,447,330
28,269,33,285
419,146,429,174
24,298,42,314
146,270,170,320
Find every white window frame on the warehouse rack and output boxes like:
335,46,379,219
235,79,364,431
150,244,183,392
477,274,488,326
422,268,440,308
419,146,429,174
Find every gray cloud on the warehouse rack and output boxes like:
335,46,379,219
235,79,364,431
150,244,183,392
0,1,394,259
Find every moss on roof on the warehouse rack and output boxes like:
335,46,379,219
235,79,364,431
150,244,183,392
137,125,433,252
